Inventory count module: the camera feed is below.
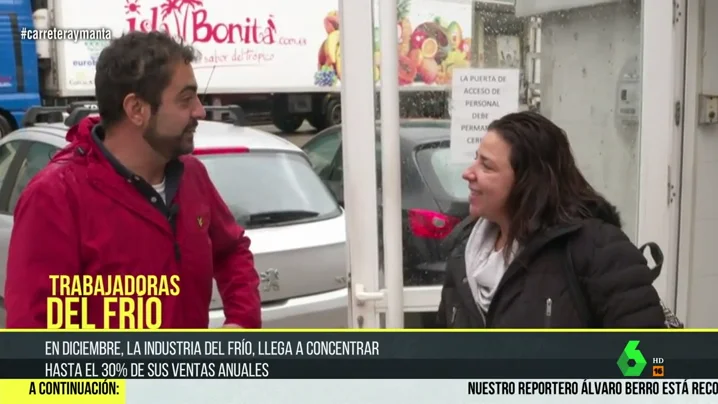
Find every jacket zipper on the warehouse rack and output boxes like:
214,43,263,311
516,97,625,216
544,298,552,328
450,306,458,325
482,225,582,327
167,206,181,262
171,227,180,261
173,241,181,261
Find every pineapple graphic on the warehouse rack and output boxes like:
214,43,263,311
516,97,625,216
397,0,412,57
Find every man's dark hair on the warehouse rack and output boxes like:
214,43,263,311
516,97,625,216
487,111,614,254
94,31,198,127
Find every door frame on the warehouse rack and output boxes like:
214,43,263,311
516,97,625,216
636,0,685,309
339,0,382,328
675,0,701,323
377,0,690,320
342,0,690,325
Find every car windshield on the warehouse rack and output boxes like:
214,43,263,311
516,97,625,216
417,146,469,200
198,151,341,228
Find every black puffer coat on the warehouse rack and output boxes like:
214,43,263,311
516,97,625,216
435,201,666,328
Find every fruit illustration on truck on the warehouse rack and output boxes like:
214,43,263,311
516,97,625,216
316,11,341,86
401,17,470,85
380,0,471,86
397,0,412,57
316,0,471,87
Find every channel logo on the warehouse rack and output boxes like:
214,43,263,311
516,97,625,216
617,340,665,377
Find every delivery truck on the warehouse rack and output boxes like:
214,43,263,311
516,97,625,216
0,0,476,135
0,0,42,135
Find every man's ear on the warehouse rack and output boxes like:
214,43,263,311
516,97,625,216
122,93,151,127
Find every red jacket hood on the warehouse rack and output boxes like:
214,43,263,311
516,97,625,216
66,116,100,143
53,116,101,162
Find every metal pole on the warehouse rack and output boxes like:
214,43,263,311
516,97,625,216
378,0,404,328
339,0,381,328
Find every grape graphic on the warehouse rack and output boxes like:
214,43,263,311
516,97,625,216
314,66,337,86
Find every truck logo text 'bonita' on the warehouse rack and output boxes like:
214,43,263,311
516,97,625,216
124,0,278,44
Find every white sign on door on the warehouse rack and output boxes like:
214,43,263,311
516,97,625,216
450,68,520,164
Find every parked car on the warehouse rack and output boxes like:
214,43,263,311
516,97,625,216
301,119,470,286
0,105,348,329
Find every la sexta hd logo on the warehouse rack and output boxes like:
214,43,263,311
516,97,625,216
617,340,648,377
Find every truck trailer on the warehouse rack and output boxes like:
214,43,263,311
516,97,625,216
0,0,477,135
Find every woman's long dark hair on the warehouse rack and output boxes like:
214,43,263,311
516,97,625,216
487,111,613,253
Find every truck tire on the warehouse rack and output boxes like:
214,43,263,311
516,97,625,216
323,98,341,128
307,98,342,131
306,113,327,131
272,114,304,133
271,101,304,133
0,115,13,137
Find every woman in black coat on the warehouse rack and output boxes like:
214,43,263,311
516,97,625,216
436,112,666,328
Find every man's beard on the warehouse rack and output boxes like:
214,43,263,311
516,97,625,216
143,119,198,160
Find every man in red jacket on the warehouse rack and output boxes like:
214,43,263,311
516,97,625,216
4,31,261,329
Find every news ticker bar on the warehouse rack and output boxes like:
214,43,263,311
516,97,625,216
3,379,718,404
0,331,714,379
2,331,715,359
0,358,715,379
